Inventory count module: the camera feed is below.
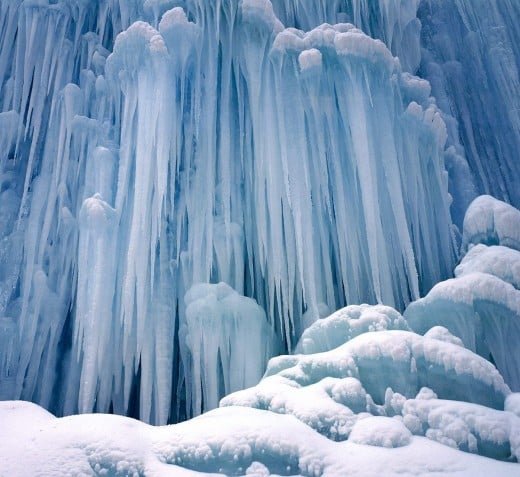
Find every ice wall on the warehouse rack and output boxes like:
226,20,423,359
0,0,518,425
418,0,520,210
405,197,520,391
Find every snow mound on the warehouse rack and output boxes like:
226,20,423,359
295,304,409,354
405,272,520,391
506,394,520,418
402,398,520,461
348,416,411,448
223,330,510,441
455,244,520,290
3,400,520,477
405,197,520,392
424,326,465,347
462,195,520,253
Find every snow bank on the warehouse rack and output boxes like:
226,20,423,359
2,400,520,477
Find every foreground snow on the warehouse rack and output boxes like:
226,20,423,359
1,400,519,477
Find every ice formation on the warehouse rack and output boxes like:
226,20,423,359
182,282,274,415
419,1,520,210
0,0,466,422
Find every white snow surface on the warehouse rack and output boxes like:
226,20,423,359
295,304,409,354
2,398,520,477
462,195,520,253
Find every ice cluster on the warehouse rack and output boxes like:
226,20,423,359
0,0,463,422
405,196,520,391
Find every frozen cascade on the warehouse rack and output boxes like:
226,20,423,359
1,0,518,426
418,0,520,210
0,0,460,423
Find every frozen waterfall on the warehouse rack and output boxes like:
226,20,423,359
0,0,519,426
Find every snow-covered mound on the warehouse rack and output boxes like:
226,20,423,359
222,329,513,451
461,195,520,253
405,197,520,391
295,304,409,354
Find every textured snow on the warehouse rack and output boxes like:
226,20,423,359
295,304,409,354
348,416,411,448
402,398,520,460
455,244,520,290
224,330,510,423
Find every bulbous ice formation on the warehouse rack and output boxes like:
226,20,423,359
182,282,274,415
405,197,520,391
